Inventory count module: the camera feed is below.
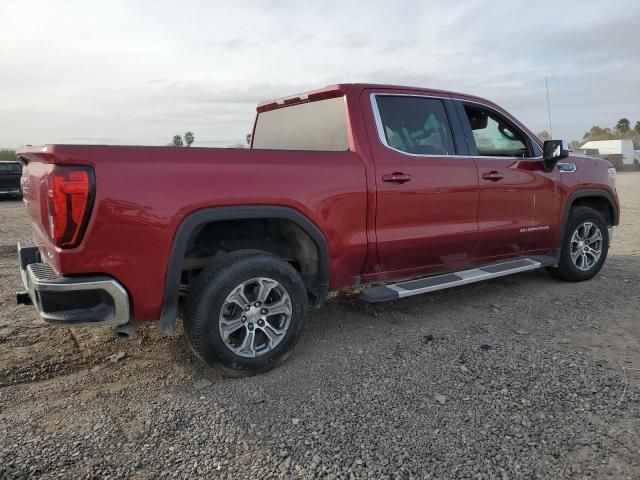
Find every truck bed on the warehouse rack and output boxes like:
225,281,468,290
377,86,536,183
18,145,369,321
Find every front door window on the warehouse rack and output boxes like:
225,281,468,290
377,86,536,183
464,106,529,158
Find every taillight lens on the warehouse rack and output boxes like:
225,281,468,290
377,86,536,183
46,166,94,248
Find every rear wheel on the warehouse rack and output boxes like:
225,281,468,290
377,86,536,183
184,250,308,377
546,207,609,282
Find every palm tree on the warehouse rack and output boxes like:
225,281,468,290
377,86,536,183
616,118,630,137
172,135,184,147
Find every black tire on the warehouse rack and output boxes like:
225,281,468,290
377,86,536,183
546,206,609,282
184,250,308,377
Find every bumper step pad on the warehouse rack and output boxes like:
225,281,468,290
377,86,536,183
360,256,555,303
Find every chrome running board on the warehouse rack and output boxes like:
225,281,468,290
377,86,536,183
360,256,555,303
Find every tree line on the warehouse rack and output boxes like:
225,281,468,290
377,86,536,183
0,148,16,160
538,118,640,150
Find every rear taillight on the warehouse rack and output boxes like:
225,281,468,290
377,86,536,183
46,166,95,248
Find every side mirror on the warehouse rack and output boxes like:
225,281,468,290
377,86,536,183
542,139,569,171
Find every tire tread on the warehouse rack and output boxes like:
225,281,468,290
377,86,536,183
184,250,307,377
546,206,609,282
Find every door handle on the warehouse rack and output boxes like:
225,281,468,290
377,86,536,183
481,171,504,181
382,173,411,184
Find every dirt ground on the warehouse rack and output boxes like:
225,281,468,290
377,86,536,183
0,174,639,479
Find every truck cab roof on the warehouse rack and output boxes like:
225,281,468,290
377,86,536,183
257,83,499,113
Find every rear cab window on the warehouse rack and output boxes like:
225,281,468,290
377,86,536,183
251,96,349,151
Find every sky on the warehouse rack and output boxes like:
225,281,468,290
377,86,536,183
0,0,638,148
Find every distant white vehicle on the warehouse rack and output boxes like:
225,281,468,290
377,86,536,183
579,139,635,166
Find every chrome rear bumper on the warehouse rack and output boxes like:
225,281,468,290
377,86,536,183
16,242,130,327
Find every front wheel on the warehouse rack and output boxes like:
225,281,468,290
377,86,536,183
546,206,609,282
184,250,308,377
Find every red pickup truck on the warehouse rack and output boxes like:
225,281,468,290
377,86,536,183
16,83,619,376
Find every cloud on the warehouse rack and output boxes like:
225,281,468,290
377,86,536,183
0,0,638,147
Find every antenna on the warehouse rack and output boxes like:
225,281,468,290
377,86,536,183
545,76,553,138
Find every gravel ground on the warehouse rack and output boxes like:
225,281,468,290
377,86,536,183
1,174,639,479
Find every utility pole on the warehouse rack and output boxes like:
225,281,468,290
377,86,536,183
545,76,553,138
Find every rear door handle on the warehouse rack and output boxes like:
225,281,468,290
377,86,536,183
382,173,411,184
481,171,504,181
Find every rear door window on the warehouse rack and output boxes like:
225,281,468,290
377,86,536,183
374,95,456,156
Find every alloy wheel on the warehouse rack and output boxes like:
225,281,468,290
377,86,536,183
218,277,292,358
570,222,603,271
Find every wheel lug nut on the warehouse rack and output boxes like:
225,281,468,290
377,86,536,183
247,324,254,331
260,308,268,315
241,316,247,322
257,319,265,327
244,305,251,312
254,301,261,307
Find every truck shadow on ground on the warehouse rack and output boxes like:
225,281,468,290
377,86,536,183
172,254,639,385
2,253,637,390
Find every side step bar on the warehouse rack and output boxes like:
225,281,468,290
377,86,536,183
360,256,555,303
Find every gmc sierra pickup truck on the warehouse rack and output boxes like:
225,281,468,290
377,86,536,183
16,83,619,376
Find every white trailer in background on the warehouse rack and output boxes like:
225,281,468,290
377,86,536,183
579,139,636,166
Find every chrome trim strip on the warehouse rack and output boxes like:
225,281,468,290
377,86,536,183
369,92,543,161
